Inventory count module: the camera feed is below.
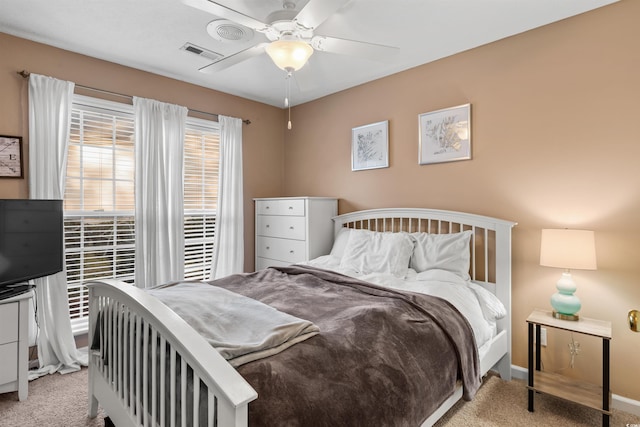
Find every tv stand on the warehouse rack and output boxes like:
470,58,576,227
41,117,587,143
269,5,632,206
0,283,34,301
0,290,33,400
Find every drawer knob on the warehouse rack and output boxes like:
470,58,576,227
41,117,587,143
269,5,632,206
288,206,293,210
265,206,270,209
289,250,294,254
266,246,270,250
289,226,294,230
266,224,270,228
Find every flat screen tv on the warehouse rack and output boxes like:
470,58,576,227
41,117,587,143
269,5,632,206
0,199,64,300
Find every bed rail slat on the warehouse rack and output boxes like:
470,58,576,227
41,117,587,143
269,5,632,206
160,336,166,427
121,304,126,409
208,392,215,427
98,297,105,373
471,226,477,280
135,314,142,425
120,307,131,412
181,358,187,427
106,299,112,383
150,327,157,427
117,305,123,401
143,322,149,427
170,347,176,427
484,228,489,283
128,311,135,417
193,373,200,427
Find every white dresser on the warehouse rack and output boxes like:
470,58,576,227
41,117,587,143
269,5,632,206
254,197,338,271
0,290,33,401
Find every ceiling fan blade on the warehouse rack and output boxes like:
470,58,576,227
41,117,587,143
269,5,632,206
199,43,268,73
311,36,399,62
182,0,267,30
295,0,351,30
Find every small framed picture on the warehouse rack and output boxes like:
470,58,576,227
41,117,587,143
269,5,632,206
418,104,471,165
351,120,389,171
0,135,24,178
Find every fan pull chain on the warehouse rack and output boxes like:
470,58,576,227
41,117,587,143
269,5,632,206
285,71,292,130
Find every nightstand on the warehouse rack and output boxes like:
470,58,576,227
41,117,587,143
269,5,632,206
0,290,33,401
526,309,611,427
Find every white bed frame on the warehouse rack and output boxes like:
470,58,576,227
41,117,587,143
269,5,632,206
87,208,516,427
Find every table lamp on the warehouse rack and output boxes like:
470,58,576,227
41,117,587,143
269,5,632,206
539,229,597,321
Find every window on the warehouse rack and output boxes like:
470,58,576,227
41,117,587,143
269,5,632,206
183,118,219,280
65,96,219,334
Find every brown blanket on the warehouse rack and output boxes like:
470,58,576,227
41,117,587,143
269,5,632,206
208,265,481,427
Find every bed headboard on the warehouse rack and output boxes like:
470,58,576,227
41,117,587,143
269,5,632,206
333,208,517,377
334,208,516,286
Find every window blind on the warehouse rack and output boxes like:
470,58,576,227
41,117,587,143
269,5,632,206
183,118,219,280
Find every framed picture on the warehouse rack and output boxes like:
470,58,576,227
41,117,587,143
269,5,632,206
418,104,471,165
0,135,24,178
351,120,389,171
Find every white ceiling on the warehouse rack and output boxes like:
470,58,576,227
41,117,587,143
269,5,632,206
0,0,619,108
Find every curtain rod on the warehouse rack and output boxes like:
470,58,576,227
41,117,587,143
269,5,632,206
17,70,251,125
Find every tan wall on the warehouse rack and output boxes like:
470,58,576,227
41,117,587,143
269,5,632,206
0,32,285,269
284,0,640,400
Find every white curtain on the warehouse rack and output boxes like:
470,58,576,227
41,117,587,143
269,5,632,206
211,115,244,279
28,74,87,379
133,97,188,288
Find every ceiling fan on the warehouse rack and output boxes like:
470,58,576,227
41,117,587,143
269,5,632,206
182,0,398,74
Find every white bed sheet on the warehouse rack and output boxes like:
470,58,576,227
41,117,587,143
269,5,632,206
303,255,499,351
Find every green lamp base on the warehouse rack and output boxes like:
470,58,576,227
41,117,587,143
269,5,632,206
552,311,579,321
550,272,581,321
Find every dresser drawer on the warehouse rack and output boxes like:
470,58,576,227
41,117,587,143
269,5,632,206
0,302,19,344
256,215,306,240
256,236,306,263
255,257,291,271
256,199,305,216
0,342,18,384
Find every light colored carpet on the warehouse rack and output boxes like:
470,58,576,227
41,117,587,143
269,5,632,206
1,368,638,426
0,368,105,427
435,374,640,427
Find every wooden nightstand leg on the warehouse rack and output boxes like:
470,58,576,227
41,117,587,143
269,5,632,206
603,338,610,427
528,322,534,412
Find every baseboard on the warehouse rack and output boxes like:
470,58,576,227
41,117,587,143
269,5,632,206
510,365,528,381
511,365,640,417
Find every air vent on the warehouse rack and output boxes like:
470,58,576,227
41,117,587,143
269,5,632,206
207,19,254,43
180,43,223,62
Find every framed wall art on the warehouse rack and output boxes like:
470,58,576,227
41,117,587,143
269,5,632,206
0,135,24,178
351,120,389,171
418,104,471,165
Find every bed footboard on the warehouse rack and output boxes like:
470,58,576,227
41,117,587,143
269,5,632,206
87,279,257,427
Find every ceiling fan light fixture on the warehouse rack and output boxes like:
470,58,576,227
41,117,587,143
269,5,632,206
265,38,313,72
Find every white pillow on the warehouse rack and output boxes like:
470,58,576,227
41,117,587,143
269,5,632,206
329,227,352,259
339,229,414,278
410,230,472,280
467,282,507,321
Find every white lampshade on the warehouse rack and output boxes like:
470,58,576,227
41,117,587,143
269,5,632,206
540,229,597,270
265,37,313,72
